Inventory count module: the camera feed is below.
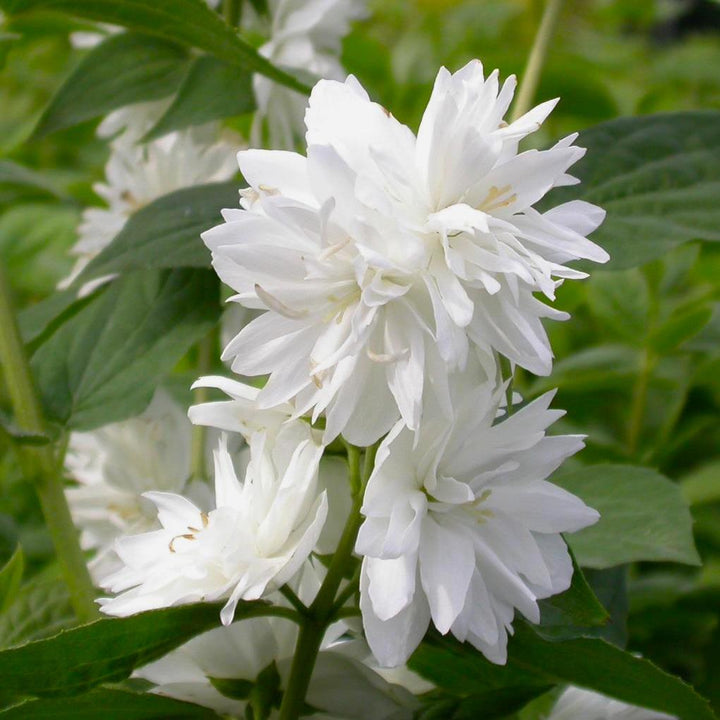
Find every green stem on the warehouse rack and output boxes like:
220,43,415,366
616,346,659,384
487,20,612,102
280,585,309,616
511,0,565,122
0,265,97,622
190,330,215,482
627,348,653,456
278,440,379,720
223,0,241,28
498,355,515,416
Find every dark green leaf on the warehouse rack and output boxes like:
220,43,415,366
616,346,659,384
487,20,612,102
586,269,650,344
18,288,97,347
410,625,716,720
77,182,239,283
650,303,714,354
583,567,628,648
0,601,272,700
33,32,190,137
2,0,309,93
144,55,256,141
0,565,75,649
535,555,608,640
208,676,253,701
417,686,552,720
548,112,720,269
0,688,219,718
554,464,701,568
0,546,23,614
248,661,282,719
31,269,219,431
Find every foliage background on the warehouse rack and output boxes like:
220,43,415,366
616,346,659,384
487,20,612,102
0,0,719,717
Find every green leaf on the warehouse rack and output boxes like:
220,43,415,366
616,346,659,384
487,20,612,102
2,0,309,93
76,182,239,284
0,410,55,446
535,555,609,640
0,565,75,649
681,460,720,506
0,546,23,614
583,566,629,648
531,344,640,394
31,269,219,431
0,688,220,718
554,464,701,568
208,676,253,701
410,625,717,720
649,303,714,354
19,287,96,347
0,160,69,204
548,112,720,270
417,686,552,720
0,601,273,701
34,32,190,137
144,55,256,141
586,269,650,344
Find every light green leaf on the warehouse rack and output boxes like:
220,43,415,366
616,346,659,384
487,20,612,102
0,601,268,701
2,0,309,93
144,55,256,141
554,464,701,568
547,112,720,269
76,182,239,284
0,546,23,614
31,269,219,431
681,460,720,506
33,32,190,137
532,345,640,395
0,688,220,718
410,624,716,720
0,160,69,204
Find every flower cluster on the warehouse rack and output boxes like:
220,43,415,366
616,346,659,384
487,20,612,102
93,57,607,701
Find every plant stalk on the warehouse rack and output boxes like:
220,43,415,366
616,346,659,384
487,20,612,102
0,265,98,622
277,441,378,720
190,330,216,482
511,0,566,122
223,0,241,28
627,348,653,456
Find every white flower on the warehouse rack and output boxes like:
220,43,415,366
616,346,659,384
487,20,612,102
548,686,677,720
249,0,366,149
355,382,599,667
64,390,199,581
135,564,418,719
60,102,239,293
99,422,328,625
204,61,606,445
188,375,296,439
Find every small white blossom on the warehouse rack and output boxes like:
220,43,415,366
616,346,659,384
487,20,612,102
60,102,239,293
100,422,328,625
64,390,200,581
204,61,607,445
188,375,296,439
249,0,366,149
548,686,677,720
355,381,599,666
